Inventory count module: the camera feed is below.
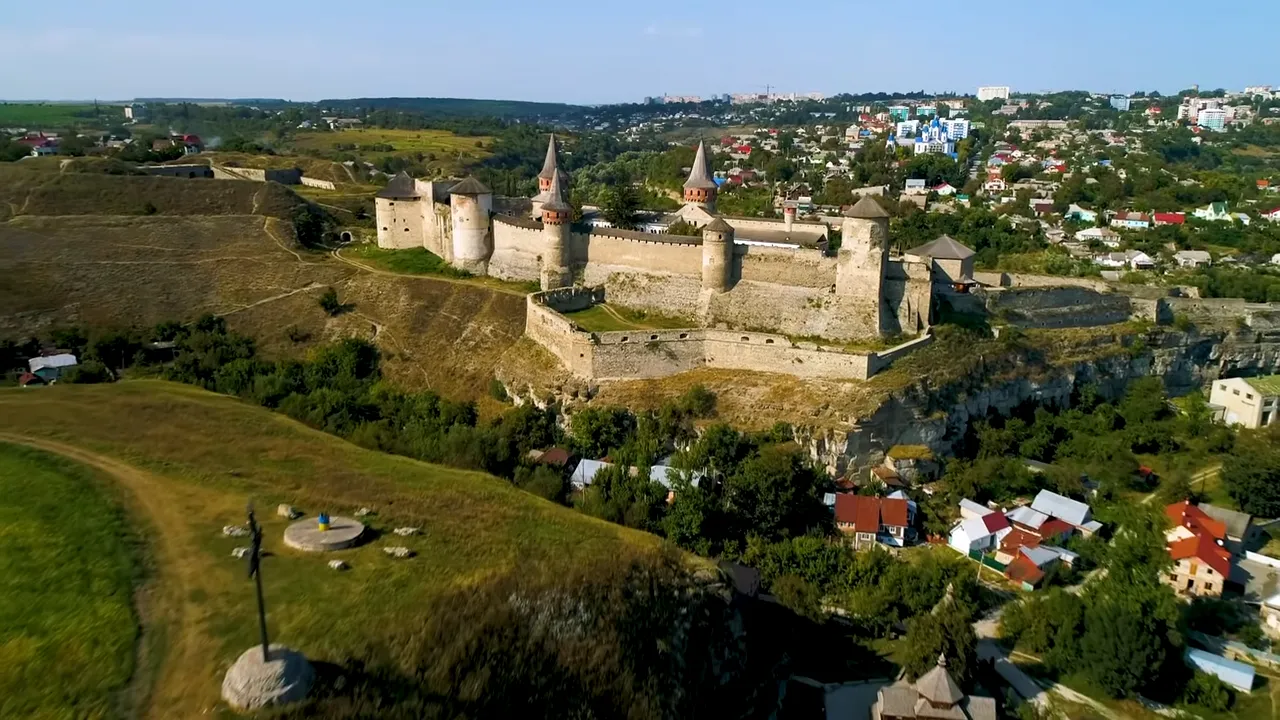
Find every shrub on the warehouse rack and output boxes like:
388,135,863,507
1183,671,1232,711
318,288,343,316
62,360,112,384
488,377,508,402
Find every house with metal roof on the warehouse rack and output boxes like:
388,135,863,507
1185,648,1255,693
28,354,78,382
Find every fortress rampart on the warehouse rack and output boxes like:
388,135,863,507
526,289,934,382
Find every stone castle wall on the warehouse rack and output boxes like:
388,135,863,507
490,216,546,281
300,177,336,190
986,286,1138,329
527,290,934,382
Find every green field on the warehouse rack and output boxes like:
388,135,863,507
0,443,143,720
0,102,126,128
340,243,539,294
562,303,694,332
291,128,492,159
0,381,654,717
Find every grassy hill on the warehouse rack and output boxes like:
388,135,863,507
317,96,581,120
0,166,529,400
0,381,655,718
0,163,306,221
0,443,144,720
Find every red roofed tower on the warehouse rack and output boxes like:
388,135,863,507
683,140,718,212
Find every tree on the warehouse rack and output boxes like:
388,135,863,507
1222,427,1280,516
599,184,642,229
665,219,701,236
900,590,978,688
721,445,825,541
1183,671,1232,711
1080,594,1170,698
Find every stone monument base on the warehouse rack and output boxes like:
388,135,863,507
221,643,314,711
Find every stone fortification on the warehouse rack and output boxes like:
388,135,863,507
986,286,1141,329
526,289,934,382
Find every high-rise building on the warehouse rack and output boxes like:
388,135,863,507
1109,96,1131,112
888,105,911,121
942,118,970,141
977,86,1011,102
1198,108,1227,131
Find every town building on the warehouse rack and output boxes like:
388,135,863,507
1109,96,1132,112
1185,649,1255,693
834,494,913,549
872,654,996,720
1109,211,1151,230
1209,376,1280,428
1173,250,1211,268
942,118,970,140
1164,501,1232,598
1198,108,1228,131
27,354,78,382
1153,212,1186,226
977,86,1010,102
912,117,958,157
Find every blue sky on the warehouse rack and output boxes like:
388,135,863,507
2,0,1276,104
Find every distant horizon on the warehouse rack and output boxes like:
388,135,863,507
1,0,1276,104
0,84,1255,109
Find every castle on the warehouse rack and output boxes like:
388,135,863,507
374,136,978,380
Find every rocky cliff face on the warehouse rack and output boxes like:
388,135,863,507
798,326,1280,474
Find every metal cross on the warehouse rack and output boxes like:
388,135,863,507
247,502,270,661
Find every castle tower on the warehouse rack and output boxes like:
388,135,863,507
448,176,493,274
374,171,424,249
539,168,572,290
531,134,568,219
700,217,735,293
682,140,718,212
836,196,890,328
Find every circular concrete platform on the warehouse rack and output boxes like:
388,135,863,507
283,516,366,552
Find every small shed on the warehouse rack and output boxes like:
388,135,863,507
28,353,78,382
570,459,611,489
1185,648,1255,693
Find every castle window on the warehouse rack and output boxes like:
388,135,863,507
741,336,749,342
621,336,629,342
765,338,775,344
404,227,410,232
649,334,658,341
382,227,388,231
679,333,688,339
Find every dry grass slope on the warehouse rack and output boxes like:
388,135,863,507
0,381,655,718
0,167,530,400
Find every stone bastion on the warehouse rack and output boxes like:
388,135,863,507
524,286,934,382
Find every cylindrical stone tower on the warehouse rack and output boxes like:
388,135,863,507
449,176,492,274
700,217,735,293
539,169,572,290
784,203,796,233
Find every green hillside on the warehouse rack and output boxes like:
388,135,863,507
0,381,655,718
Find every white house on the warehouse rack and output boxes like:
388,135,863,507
1076,226,1121,247
1094,249,1154,270
1173,250,1212,268
1262,207,1280,223
948,499,1012,554
1066,204,1098,223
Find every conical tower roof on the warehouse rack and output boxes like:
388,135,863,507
540,166,571,214
538,134,561,180
703,217,733,234
843,195,890,219
683,140,718,190
449,176,491,195
915,654,964,705
376,171,420,199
